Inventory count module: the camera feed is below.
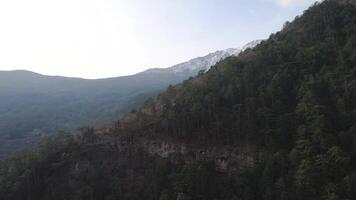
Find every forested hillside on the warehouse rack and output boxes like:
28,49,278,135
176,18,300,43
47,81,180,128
0,0,355,199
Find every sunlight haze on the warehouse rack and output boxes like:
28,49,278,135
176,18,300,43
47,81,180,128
0,0,316,78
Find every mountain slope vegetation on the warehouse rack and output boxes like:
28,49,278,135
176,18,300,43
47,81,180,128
0,0,355,199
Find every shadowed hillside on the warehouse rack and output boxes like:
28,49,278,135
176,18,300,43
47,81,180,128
0,48,242,158
0,0,355,199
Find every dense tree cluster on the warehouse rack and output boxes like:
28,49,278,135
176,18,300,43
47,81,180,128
0,0,355,199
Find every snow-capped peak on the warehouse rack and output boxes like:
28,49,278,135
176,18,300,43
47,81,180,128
141,40,263,76
241,40,263,51
168,48,241,74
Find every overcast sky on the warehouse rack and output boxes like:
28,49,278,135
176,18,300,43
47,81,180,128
0,0,317,79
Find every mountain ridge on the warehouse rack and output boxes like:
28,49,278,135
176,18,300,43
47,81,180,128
1,47,246,80
2,1,355,198
0,43,259,158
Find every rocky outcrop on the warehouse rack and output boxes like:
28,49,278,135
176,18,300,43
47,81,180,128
143,140,262,172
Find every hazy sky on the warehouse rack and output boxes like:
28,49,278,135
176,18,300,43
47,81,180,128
0,0,317,79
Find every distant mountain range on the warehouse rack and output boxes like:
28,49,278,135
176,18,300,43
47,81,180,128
0,41,261,158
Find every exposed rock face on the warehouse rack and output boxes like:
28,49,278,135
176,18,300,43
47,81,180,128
95,119,263,172
89,125,261,172
143,140,262,172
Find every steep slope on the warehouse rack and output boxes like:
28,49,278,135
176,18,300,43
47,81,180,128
0,0,355,199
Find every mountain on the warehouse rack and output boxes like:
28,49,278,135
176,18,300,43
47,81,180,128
141,48,241,76
0,47,249,158
0,70,176,157
168,48,241,74
1,0,354,199
241,40,263,51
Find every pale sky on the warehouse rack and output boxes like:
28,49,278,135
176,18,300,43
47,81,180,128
0,0,317,79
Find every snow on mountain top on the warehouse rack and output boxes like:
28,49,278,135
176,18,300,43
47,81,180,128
168,48,241,74
142,40,263,76
241,40,263,51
